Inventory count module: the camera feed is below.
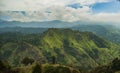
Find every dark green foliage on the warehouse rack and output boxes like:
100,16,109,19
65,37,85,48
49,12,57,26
21,57,35,66
0,60,10,71
32,62,42,73
111,58,120,72
90,58,120,73
0,58,120,73
89,34,109,48
43,65,72,73
52,56,56,64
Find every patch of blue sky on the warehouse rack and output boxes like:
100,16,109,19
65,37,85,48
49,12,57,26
91,0,120,13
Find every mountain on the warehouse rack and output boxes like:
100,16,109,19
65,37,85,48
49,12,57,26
0,27,47,34
0,28,120,69
72,24,120,44
0,42,46,66
0,20,77,28
1,20,120,44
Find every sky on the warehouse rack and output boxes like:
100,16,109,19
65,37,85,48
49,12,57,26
0,0,120,23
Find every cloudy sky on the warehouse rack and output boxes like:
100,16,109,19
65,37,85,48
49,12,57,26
0,0,120,23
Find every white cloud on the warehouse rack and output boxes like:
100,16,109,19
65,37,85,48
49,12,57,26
1,0,120,24
0,6,91,22
90,13,120,23
0,0,109,11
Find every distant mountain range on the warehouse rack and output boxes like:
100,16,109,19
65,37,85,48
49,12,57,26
0,20,79,28
1,19,120,28
72,24,120,44
0,20,120,44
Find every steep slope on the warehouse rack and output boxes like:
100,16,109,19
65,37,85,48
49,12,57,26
0,42,46,66
0,28,120,69
38,28,120,69
72,24,120,44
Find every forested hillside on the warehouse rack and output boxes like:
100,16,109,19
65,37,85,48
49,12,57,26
0,28,120,69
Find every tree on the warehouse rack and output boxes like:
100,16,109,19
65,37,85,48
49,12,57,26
32,62,42,73
21,57,35,66
52,56,56,64
111,58,120,71
0,60,11,71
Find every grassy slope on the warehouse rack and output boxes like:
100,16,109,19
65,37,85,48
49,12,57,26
0,42,46,66
0,28,120,69
38,28,120,69
72,25,120,44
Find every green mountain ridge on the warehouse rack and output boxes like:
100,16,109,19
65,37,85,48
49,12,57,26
72,25,120,44
1,24,120,44
0,42,46,66
38,28,120,69
0,28,120,69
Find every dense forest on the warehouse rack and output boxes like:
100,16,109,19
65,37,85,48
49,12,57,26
0,57,120,73
0,28,120,73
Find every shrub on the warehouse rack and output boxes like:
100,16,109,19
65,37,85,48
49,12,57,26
32,62,42,73
0,60,11,71
21,57,34,66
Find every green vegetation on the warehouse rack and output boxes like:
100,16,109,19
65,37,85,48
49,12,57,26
72,24,120,44
90,58,120,73
0,58,120,73
0,28,120,70
21,57,35,66
0,60,11,71
32,62,42,73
